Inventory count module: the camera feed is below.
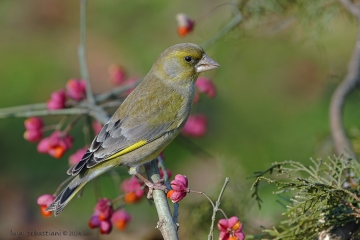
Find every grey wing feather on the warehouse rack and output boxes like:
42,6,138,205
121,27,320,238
67,73,188,176
67,115,175,176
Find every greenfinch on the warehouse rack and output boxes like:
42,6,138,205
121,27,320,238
47,43,219,216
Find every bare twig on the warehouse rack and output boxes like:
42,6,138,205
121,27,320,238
157,156,171,189
83,116,91,145
111,193,126,204
88,105,110,125
42,125,57,132
189,189,215,209
55,116,69,131
218,208,228,219
202,4,242,50
62,114,85,135
208,177,229,240
99,100,123,109
330,1,360,160
0,107,88,118
0,80,138,119
239,0,250,10
189,180,233,235
338,0,360,20
111,184,147,205
0,103,46,113
110,169,121,196
95,79,141,103
78,0,94,104
54,176,73,196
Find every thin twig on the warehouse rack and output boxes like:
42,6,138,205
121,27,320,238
195,2,239,21
0,80,141,119
218,208,228,219
190,190,215,209
55,116,69,131
177,135,214,158
83,116,91,145
250,163,282,179
0,103,46,113
42,125,57,132
95,79,141,103
111,193,126,204
338,0,360,20
110,169,121,196
202,5,242,50
157,156,171,189
78,0,95,104
62,114,85,135
329,1,360,160
343,188,360,203
93,178,101,200
100,100,123,109
0,107,88,118
208,177,230,240
89,106,110,125
54,176,73,196
111,184,146,204
238,0,250,10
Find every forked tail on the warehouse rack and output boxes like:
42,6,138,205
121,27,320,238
46,175,87,216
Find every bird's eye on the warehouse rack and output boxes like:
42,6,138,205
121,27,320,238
184,56,192,62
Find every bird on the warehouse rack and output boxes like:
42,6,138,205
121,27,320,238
46,43,220,216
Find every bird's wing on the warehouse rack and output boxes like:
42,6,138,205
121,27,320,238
68,77,188,176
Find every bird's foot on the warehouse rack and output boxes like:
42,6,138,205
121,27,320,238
135,173,168,199
146,179,168,199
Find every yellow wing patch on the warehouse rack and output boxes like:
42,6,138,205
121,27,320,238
105,140,147,160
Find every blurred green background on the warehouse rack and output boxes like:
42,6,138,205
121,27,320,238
0,0,359,239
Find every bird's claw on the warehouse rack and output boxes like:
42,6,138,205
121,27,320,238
146,179,168,199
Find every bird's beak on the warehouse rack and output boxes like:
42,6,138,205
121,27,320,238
195,54,220,73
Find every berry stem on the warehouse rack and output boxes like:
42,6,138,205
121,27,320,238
207,177,229,240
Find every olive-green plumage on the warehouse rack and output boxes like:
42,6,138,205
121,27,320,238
47,43,219,216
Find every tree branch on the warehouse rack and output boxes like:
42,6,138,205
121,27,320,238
0,103,46,114
157,155,180,225
78,0,95,104
338,0,360,20
0,107,88,118
330,2,360,160
330,0,360,160
145,160,179,240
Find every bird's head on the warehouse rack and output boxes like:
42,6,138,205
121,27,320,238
152,43,220,84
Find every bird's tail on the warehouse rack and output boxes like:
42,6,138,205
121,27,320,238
47,161,118,216
46,175,87,216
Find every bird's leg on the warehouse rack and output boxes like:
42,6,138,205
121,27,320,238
135,173,168,199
